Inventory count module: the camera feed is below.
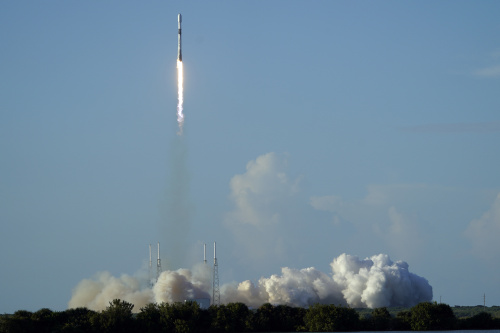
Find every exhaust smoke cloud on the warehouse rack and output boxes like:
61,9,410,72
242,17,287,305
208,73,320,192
68,253,432,311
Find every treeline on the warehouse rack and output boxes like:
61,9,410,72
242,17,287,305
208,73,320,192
356,304,500,320
452,305,500,319
1,300,500,333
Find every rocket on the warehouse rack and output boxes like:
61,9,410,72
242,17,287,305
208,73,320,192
177,13,182,61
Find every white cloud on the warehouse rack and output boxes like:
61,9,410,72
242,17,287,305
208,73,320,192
473,64,500,77
310,195,350,226
464,193,500,257
373,206,422,258
310,195,344,212
310,184,426,258
224,152,300,267
387,206,407,235
226,152,298,228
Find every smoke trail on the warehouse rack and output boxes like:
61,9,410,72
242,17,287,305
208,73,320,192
162,135,191,269
68,254,432,311
159,60,188,268
177,60,184,134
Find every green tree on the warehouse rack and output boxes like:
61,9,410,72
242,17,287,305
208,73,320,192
31,308,56,333
209,303,250,332
410,302,456,331
174,319,191,333
1,310,34,333
460,311,495,329
367,307,392,331
248,303,306,332
394,310,411,330
159,301,203,333
250,303,274,332
274,304,306,332
58,307,96,333
136,303,162,333
92,299,135,333
304,304,360,332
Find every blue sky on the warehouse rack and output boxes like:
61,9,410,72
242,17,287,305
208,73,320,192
1,1,500,313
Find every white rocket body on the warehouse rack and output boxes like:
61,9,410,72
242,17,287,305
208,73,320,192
177,14,182,61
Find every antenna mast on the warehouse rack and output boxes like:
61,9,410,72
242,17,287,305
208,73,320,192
212,241,220,306
156,242,162,282
204,243,207,264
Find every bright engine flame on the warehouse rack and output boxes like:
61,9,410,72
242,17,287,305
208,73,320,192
177,60,184,134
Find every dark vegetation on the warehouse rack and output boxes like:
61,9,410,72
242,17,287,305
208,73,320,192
1,300,499,332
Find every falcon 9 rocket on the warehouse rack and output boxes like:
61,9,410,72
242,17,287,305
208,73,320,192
177,13,182,61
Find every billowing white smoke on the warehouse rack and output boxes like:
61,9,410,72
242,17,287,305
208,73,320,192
68,271,153,312
330,254,432,308
68,254,431,311
222,253,431,308
69,264,211,312
221,266,345,307
153,265,211,304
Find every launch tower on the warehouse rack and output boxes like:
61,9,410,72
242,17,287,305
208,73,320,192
212,242,220,306
156,242,162,282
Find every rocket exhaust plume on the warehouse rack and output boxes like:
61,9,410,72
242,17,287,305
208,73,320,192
177,60,184,134
176,13,184,135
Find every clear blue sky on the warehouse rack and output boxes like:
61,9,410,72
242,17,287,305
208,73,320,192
1,1,500,313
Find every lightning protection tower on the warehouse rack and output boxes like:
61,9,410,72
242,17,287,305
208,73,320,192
156,242,162,282
212,241,220,306
204,243,207,264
